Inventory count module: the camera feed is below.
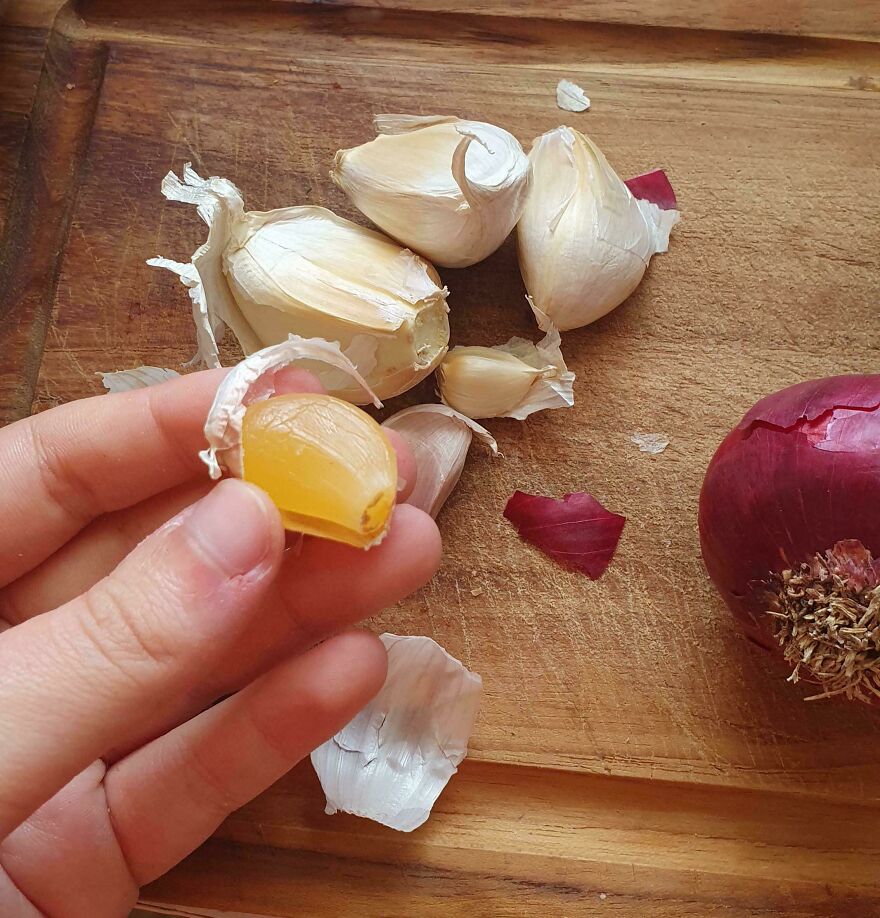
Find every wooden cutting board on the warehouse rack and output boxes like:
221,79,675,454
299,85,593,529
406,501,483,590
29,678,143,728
3,1,880,914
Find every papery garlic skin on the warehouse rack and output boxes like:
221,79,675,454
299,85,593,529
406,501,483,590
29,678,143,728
311,634,482,832
518,127,679,332
150,165,449,403
383,404,497,517
437,327,575,421
100,366,180,393
331,115,531,269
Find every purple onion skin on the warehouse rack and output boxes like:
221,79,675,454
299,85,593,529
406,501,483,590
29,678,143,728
699,375,880,649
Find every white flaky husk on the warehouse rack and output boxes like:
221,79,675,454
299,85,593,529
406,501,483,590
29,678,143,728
311,633,482,833
631,432,670,454
149,164,449,403
383,404,498,517
556,79,591,112
518,126,680,332
99,366,180,393
200,335,380,479
498,326,575,419
332,114,531,268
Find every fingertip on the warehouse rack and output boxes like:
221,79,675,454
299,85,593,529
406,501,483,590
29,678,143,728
386,503,443,582
319,630,389,702
272,368,326,396
383,429,417,502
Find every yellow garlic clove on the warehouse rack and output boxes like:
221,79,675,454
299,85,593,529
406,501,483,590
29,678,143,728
242,393,397,548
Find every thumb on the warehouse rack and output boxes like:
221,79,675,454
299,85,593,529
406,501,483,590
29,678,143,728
0,479,283,839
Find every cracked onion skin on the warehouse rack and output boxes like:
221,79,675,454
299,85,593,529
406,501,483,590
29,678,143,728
699,375,880,654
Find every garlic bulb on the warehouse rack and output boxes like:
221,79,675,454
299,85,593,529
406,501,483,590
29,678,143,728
311,633,482,832
150,165,449,403
331,115,530,269
383,404,497,518
517,127,679,332
437,327,574,420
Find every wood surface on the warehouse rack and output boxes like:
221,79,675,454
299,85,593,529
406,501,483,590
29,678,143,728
1,1,880,914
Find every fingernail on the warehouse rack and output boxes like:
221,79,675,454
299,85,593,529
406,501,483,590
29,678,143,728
185,479,275,576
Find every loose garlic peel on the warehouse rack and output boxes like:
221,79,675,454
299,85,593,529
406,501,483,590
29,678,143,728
331,114,530,269
150,165,449,403
311,633,482,832
518,126,680,332
437,327,575,420
383,404,498,518
100,366,180,393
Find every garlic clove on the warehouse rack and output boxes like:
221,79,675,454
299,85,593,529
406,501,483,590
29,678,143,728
201,334,379,480
331,115,531,269
383,403,498,518
99,366,180,392
437,326,575,420
517,126,680,332
311,633,482,832
150,165,449,403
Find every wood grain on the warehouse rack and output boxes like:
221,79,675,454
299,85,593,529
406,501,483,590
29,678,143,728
280,0,880,43
2,0,880,912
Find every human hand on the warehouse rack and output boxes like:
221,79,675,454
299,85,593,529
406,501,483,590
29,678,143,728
0,369,440,916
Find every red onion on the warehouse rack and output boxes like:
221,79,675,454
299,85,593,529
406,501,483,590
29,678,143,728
504,491,625,579
699,375,880,703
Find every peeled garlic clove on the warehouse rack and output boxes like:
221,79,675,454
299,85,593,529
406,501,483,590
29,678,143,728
331,114,531,268
437,326,574,420
243,394,396,547
311,633,482,832
150,165,449,403
383,404,497,517
99,366,180,392
517,126,680,332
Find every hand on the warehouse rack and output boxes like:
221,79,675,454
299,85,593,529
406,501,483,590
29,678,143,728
0,369,440,916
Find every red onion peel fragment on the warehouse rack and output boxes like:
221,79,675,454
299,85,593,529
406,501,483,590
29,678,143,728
625,169,677,211
503,491,625,579
699,374,880,704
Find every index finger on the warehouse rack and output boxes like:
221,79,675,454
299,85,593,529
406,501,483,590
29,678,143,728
0,368,227,587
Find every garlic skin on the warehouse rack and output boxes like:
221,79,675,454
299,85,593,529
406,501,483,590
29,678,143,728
556,79,590,112
517,127,679,332
437,327,575,421
100,366,180,393
331,115,530,269
201,335,379,480
311,633,482,833
383,404,497,518
150,165,449,403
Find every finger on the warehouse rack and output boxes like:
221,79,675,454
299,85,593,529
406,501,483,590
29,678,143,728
103,503,440,762
0,479,284,839
105,630,387,884
383,429,416,503
0,367,227,586
2,435,417,625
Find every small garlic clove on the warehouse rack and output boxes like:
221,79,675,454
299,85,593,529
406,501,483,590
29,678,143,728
517,126,680,332
311,633,482,832
383,403,498,517
201,335,379,480
150,165,449,403
437,326,575,421
331,114,531,268
99,366,180,393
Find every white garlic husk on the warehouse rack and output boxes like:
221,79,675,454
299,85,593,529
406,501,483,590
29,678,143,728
201,335,380,479
331,115,531,269
383,404,497,518
149,165,449,404
517,126,679,332
99,366,180,393
311,633,482,833
437,326,574,420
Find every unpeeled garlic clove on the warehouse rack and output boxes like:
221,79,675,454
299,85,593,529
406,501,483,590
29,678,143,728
331,114,531,268
150,165,449,403
437,326,575,420
311,633,482,832
383,404,498,518
517,126,679,332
